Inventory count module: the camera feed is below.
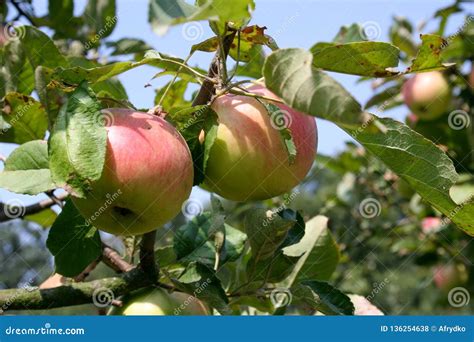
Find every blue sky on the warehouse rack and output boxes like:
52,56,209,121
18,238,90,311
1,0,472,205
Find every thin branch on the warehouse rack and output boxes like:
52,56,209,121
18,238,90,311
227,88,284,104
10,0,36,26
0,193,68,222
102,244,134,273
192,31,236,106
139,230,157,281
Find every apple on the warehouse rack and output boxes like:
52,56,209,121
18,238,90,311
433,264,468,293
421,216,442,234
402,71,451,120
71,108,194,236
108,287,209,315
203,84,317,201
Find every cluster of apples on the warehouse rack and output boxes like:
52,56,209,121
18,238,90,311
72,84,317,236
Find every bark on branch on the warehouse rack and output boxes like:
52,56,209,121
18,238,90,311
0,193,68,222
0,268,151,311
191,31,236,106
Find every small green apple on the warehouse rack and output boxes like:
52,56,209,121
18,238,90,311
71,108,194,236
109,287,209,316
203,84,318,201
402,71,451,120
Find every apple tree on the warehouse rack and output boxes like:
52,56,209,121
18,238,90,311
0,0,472,315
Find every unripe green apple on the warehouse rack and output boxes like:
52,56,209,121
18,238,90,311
402,71,451,120
203,84,317,201
72,108,193,236
109,288,209,315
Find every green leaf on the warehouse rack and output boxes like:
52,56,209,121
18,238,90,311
172,262,231,315
364,84,402,109
292,280,355,315
282,216,339,285
263,102,297,164
0,140,55,195
154,79,190,112
310,42,400,77
19,26,68,69
48,0,74,31
264,47,473,234
244,208,301,261
406,34,453,73
263,48,372,129
345,117,474,235
3,40,35,94
83,0,117,40
46,200,102,277
148,0,254,35
167,105,219,185
232,45,265,79
389,16,417,57
52,51,200,86
49,82,107,198
25,208,57,228
1,92,48,144
106,38,153,57
332,23,367,43
174,212,246,267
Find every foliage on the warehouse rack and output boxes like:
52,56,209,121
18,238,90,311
0,0,472,316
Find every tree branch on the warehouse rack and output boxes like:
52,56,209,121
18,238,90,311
0,268,151,311
139,231,157,281
0,193,68,222
102,244,134,273
191,31,236,106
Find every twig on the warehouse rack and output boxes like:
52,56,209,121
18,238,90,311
10,0,36,26
0,193,68,222
102,244,134,273
192,30,236,106
74,258,102,282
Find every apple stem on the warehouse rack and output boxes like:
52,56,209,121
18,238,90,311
192,30,237,106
